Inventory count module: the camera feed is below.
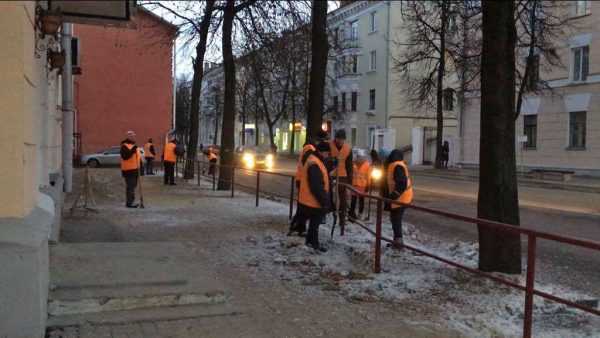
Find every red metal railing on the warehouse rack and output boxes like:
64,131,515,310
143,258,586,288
170,157,599,338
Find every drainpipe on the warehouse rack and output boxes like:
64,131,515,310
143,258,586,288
172,38,177,129
384,1,391,130
61,23,73,193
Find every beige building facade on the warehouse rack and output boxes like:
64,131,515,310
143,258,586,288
0,2,65,336
327,1,459,160
462,0,600,175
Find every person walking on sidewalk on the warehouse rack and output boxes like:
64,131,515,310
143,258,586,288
385,149,413,249
298,141,332,252
329,129,353,230
349,149,371,221
120,130,143,208
442,140,450,169
289,129,329,236
144,138,156,175
163,138,177,185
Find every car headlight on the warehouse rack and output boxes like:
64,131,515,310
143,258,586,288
243,153,255,168
371,168,382,180
265,154,274,168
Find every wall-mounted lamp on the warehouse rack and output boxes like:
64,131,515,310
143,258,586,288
35,6,63,59
37,7,63,38
48,50,66,69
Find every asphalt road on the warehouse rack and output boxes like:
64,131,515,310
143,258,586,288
221,159,600,297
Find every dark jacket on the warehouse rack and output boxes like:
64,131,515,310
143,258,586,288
149,144,156,157
306,153,332,215
386,149,408,199
120,139,141,178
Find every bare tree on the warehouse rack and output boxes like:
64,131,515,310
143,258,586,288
394,1,468,169
305,0,329,142
145,1,216,179
478,0,521,274
218,0,257,190
175,75,192,144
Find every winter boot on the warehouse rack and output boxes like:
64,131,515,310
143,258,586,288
306,242,327,252
126,203,139,209
386,237,404,250
348,210,358,222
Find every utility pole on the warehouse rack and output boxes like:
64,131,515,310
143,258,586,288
61,23,73,193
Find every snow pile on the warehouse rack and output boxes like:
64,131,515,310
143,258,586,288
250,217,600,337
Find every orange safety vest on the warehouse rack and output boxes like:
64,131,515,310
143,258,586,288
387,161,413,208
295,144,316,181
207,152,217,161
163,142,176,163
299,154,330,209
329,141,351,177
144,143,154,158
352,161,371,192
120,143,141,171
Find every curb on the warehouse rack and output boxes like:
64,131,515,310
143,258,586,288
412,171,600,194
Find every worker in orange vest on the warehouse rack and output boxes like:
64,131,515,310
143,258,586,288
163,138,177,185
144,138,156,175
385,149,413,249
298,141,332,252
288,129,328,236
206,149,218,175
120,130,143,208
329,129,353,228
349,149,371,222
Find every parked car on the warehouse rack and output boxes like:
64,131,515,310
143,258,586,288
81,146,145,168
234,145,274,169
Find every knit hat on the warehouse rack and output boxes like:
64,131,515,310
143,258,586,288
126,130,136,138
316,128,328,140
335,129,346,139
316,141,331,152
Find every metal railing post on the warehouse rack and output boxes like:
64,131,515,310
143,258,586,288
375,199,383,273
289,177,295,220
212,164,216,191
231,166,235,198
367,188,373,221
256,171,260,207
197,161,200,186
523,236,537,338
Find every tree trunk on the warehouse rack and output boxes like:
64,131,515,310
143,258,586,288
305,1,329,142
478,0,522,274
434,2,447,170
184,1,215,179
290,95,296,156
218,0,236,190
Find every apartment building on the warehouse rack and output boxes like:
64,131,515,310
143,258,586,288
327,1,459,161
461,0,600,175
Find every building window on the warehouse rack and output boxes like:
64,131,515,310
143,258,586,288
569,111,586,149
572,46,589,82
369,50,376,71
341,92,347,112
523,115,537,148
575,0,591,15
443,88,454,110
349,55,358,73
333,96,339,113
351,127,357,146
526,55,540,90
370,12,376,32
350,20,358,39
351,92,357,111
369,89,375,110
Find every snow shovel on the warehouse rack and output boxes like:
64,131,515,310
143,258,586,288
330,160,340,240
136,152,145,209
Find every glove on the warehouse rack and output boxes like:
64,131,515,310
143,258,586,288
295,180,301,189
132,145,138,152
390,190,401,200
